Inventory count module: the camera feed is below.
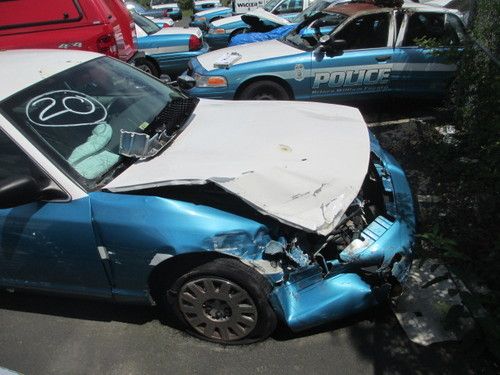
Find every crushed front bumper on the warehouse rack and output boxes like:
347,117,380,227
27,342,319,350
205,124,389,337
269,135,416,332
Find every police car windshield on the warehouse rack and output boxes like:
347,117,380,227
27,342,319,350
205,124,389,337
133,13,161,35
293,0,333,23
0,57,186,190
264,0,283,12
282,11,347,50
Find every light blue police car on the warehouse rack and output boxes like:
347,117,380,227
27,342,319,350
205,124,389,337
182,3,465,102
229,0,365,46
205,0,316,49
148,0,184,20
190,6,233,30
133,13,209,78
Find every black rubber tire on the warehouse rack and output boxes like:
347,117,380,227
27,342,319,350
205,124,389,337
136,58,160,77
238,80,291,100
165,258,277,344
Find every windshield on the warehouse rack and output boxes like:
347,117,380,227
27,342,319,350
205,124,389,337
293,0,333,23
133,12,161,34
283,11,347,50
263,0,283,12
0,57,186,190
128,2,146,13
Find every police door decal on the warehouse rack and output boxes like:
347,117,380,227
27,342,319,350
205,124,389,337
311,65,392,95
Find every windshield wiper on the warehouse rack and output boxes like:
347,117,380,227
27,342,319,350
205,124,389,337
118,96,200,160
147,96,200,137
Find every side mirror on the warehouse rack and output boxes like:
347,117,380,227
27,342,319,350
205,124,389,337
177,74,196,90
316,35,346,57
0,176,41,209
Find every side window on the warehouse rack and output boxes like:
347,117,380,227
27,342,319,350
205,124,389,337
0,131,45,183
275,0,303,14
334,13,390,50
403,12,463,47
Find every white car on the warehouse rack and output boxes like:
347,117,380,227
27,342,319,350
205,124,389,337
0,49,415,344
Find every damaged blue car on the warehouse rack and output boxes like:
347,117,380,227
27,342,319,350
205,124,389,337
0,49,415,343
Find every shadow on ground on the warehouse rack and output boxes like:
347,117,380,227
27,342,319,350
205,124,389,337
0,289,490,375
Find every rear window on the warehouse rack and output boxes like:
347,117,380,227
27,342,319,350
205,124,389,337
0,0,83,30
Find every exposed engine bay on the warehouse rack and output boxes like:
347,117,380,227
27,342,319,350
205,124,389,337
128,154,392,276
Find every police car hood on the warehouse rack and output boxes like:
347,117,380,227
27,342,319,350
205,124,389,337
241,8,290,28
197,39,302,72
154,27,202,37
105,99,370,236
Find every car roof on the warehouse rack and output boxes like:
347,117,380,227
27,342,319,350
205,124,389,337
324,2,378,17
324,1,455,17
0,49,100,102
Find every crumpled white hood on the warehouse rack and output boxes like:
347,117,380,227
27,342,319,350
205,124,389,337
105,99,370,235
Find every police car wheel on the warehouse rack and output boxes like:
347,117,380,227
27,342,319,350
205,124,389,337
239,80,290,101
136,58,160,78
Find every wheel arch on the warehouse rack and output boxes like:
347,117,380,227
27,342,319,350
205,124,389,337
137,55,161,77
234,75,295,100
148,251,234,304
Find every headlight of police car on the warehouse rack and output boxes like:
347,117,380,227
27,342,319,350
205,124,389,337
194,73,227,87
208,28,226,34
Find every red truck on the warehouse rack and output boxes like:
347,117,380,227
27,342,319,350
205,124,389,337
0,0,142,64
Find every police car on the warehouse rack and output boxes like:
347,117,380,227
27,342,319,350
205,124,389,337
229,0,368,47
205,0,318,49
182,2,465,101
133,13,208,78
189,0,269,30
148,0,183,20
0,49,414,344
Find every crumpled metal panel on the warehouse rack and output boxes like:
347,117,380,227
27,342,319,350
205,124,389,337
105,99,370,235
271,271,376,332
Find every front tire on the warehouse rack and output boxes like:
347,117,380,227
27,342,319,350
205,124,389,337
167,258,277,344
136,58,160,77
238,80,291,100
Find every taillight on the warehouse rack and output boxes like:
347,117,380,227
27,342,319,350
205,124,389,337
189,35,202,51
162,23,171,28
97,34,118,58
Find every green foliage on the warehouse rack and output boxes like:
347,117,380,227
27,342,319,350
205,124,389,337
416,0,500,362
178,0,194,10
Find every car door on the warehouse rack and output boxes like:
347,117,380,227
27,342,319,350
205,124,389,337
310,10,396,102
0,130,111,297
391,10,465,97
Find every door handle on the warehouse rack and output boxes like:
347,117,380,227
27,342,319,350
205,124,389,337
376,55,392,62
